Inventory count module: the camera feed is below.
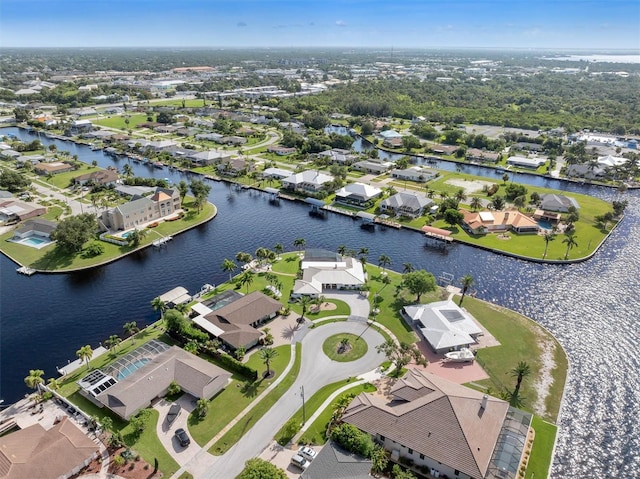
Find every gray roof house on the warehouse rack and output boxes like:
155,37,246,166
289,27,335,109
380,192,433,218
282,170,334,193
301,441,372,479
539,194,579,212
80,342,231,420
13,218,57,240
188,149,231,166
334,182,382,206
391,166,438,183
342,369,533,479
403,300,483,353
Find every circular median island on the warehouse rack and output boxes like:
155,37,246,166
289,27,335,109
322,333,368,362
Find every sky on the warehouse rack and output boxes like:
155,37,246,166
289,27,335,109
1,0,639,50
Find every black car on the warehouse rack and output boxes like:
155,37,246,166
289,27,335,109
167,403,181,424
174,428,190,447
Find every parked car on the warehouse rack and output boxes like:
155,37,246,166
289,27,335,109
297,446,317,462
167,403,181,424
174,428,190,447
290,454,310,470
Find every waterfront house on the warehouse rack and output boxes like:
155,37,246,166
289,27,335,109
292,249,366,299
200,291,282,350
342,368,532,479
539,194,579,213
217,158,251,177
188,149,231,166
267,146,297,156
383,137,403,148
66,119,93,135
12,218,56,241
391,166,438,183
466,148,500,163
461,210,539,235
380,192,433,218
73,169,119,187
334,182,382,207
352,159,393,174
506,156,546,169
79,342,231,420
402,300,483,353
262,167,293,180
281,170,334,193
0,417,99,479
101,187,181,231
34,162,75,176
317,148,358,165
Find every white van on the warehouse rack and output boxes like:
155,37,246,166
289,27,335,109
290,454,310,470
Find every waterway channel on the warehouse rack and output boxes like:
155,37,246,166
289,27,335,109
1,127,639,477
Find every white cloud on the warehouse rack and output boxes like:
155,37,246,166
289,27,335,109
335,20,347,27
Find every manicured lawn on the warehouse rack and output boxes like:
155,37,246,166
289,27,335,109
94,114,149,130
209,343,302,455
188,344,292,446
297,382,376,445
462,297,568,423
120,409,180,477
42,205,64,220
0,199,216,271
322,334,368,362
526,416,558,479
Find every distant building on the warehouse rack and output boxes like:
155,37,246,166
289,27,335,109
281,170,334,193
334,182,382,206
539,194,579,213
506,156,546,169
101,187,181,231
0,199,47,222
380,192,433,218
391,166,438,183
461,210,539,235
34,162,75,176
73,169,119,187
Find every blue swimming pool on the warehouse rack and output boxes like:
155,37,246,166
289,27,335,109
116,358,151,380
537,219,553,230
24,237,46,246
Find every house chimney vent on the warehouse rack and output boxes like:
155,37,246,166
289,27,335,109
481,394,488,410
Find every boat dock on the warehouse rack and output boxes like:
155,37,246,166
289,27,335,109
153,236,172,247
16,266,36,276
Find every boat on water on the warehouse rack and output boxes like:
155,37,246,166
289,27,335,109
444,348,475,363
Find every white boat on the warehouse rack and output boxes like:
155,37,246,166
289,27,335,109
444,348,475,362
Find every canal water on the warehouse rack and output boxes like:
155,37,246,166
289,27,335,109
1,127,639,477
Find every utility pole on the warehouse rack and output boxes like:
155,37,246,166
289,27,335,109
301,385,306,425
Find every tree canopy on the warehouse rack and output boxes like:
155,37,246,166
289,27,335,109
237,458,287,479
50,213,97,254
401,269,437,302
0,170,30,192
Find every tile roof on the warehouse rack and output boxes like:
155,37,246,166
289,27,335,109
342,369,510,479
301,441,372,479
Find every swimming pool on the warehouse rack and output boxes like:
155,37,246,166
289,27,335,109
12,235,54,249
537,219,554,230
116,358,151,380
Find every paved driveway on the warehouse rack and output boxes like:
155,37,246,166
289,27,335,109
154,395,200,466
188,319,386,479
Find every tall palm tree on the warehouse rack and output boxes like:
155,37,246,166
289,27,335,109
378,254,391,274
511,361,531,398
293,237,306,253
123,321,139,340
76,345,94,370
235,251,253,268
122,163,134,177
151,296,166,319
238,270,255,293
542,232,557,259
454,188,467,204
402,262,415,274
24,369,45,396
337,244,347,256
105,335,122,353
297,295,313,324
47,377,61,391
358,247,369,261
459,274,475,306
259,347,278,377
563,234,578,260
273,242,284,258
470,197,482,211
221,258,237,281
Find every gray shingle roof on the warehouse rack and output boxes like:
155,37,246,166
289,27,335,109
301,441,372,479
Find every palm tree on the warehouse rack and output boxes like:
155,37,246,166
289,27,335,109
378,254,391,274
402,262,414,274
454,188,467,204
76,344,94,370
255,247,269,265
238,270,255,293
122,164,134,177
293,237,306,253
24,369,45,396
563,234,578,260
151,296,166,319
105,335,122,353
221,258,237,281
510,361,531,398
259,347,279,377
273,242,284,258
235,251,253,268
542,232,557,259
337,244,347,256
123,321,139,340
502,173,510,184
470,197,482,211
358,247,369,262
297,295,313,324
459,274,475,306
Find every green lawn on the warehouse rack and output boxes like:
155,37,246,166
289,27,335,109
188,344,292,445
322,333,368,362
94,114,150,131
38,164,102,189
0,199,216,271
462,297,568,423
297,382,376,445
526,416,557,479
209,343,302,455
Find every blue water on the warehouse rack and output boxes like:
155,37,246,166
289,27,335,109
22,237,47,246
1,127,639,477
537,220,553,230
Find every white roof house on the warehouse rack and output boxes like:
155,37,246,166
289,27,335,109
506,156,546,168
281,170,334,192
403,300,483,353
597,155,627,168
292,249,366,298
380,192,433,218
334,182,382,205
379,130,402,139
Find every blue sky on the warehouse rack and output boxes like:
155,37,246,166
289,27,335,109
1,0,638,50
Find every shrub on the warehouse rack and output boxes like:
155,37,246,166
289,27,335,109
330,423,375,458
